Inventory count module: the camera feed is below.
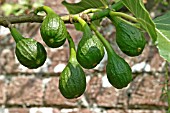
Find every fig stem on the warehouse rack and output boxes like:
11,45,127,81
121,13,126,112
9,27,23,43
67,33,77,61
81,8,102,14
109,15,142,31
34,6,56,15
89,23,116,57
73,15,92,35
109,11,138,23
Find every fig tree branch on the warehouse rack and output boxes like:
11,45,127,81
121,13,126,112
0,13,44,27
0,10,108,27
0,1,124,27
0,10,137,28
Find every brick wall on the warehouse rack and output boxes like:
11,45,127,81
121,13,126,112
0,72,168,113
0,0,169,113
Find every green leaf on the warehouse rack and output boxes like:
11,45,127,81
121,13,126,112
156,29,170,62
62,0,105,31
62,0,106,14
154,12,170,25
122,0,157,42
154,11,170,62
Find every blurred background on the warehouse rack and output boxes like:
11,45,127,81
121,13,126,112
0,0,170,113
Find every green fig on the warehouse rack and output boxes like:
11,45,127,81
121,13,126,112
90,24,132,89
110,16,146,56
76,16,104,69
59,34,86,99
35,6,67,48
10,27,47,69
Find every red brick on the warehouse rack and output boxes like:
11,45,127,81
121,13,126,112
44,0,68,15
8,108,29,113
86,75,127,108
125,43,150,67
6,76,43,105
0,79,5,104
129,74,168,107
86,76,102,104
44,77,79,107
79,109,92,113
150,53,165,72
47,47,69,73
0,48,16,74
96,87,118,107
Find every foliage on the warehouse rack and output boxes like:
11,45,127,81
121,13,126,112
62,0,106,14
154,11,170,62
122,0,157,42
1,0,44,16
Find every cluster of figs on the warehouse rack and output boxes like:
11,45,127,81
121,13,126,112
9,6,146,99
